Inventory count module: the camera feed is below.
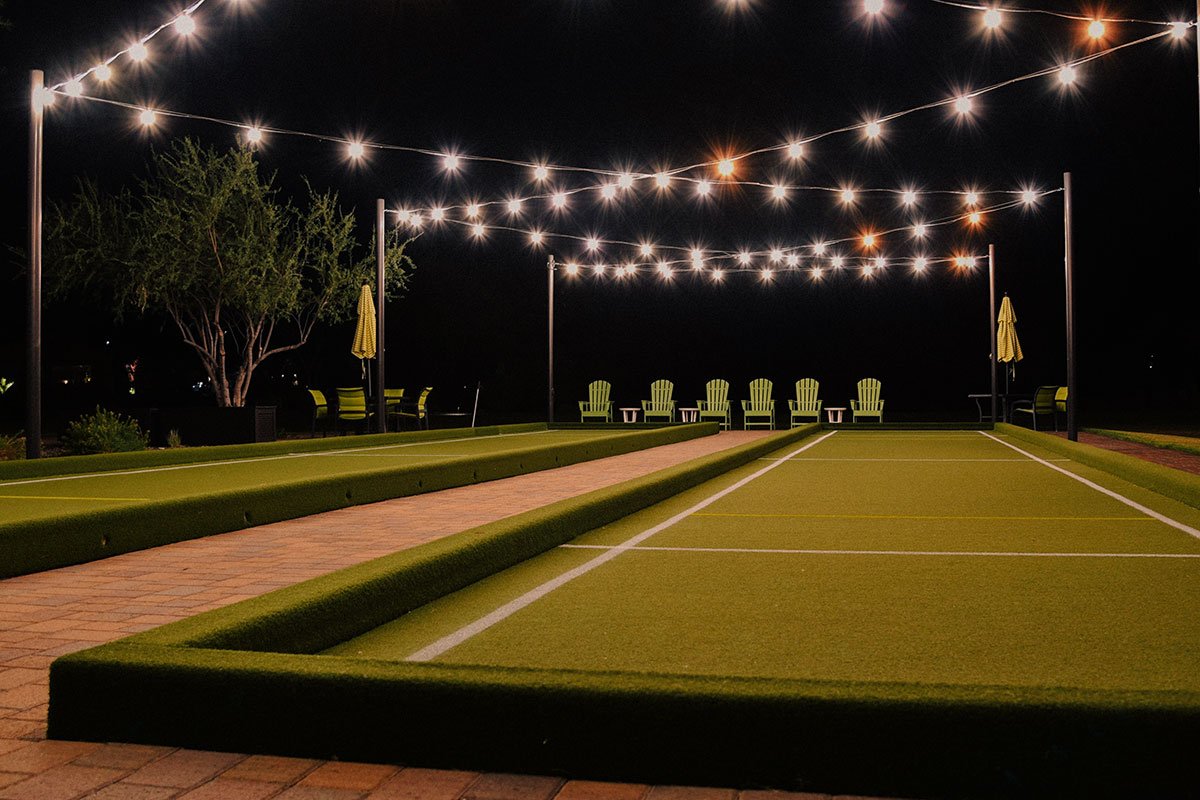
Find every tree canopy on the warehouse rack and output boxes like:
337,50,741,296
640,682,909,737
48,138,414,407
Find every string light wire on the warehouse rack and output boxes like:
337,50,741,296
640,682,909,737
925,0,1192,28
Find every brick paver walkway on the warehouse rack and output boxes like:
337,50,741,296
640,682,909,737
0,431,883,800
1058,431,1200,476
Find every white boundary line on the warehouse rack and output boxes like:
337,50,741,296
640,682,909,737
405,431,840,662
0,430,555,488
758,457,1071,462
978,431,1200,541
560,544,1200,559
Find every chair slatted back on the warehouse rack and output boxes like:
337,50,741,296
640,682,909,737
647,379,674,411
416,387,433,416
747,379,773,411
585,380,611,411
1053,386,1068,413
335,387,368,419
794,379,820,412
856,379,883,412
705,379,729,411
1032,385,1057,413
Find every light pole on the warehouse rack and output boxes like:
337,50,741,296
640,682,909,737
375,198,387,433
1063,172,1078,442
988,244,997,427
27,70,45,459
547,254,556,424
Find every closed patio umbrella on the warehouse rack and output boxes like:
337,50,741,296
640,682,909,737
996,294,1024,405
351,284,377,391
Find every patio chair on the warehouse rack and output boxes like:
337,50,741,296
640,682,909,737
741,378,776,430
307,389,330,437
788,379,822,428
334,387,371,433
1054,386,1069,429
642,379,676,423
697,378,731,430
1012,385,1058,431
851,378,884,422
579,380,614,423
383,388,405,428
392,387,433,430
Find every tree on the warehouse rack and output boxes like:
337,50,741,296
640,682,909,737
48,138,414,407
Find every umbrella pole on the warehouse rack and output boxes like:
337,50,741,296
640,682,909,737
547,254,556,425
27,70,44,459
988,244,997,427
1064,173,1078,441
375,199,387,434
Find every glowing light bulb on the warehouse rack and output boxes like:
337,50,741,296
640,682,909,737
864,0,884,14
785,253,800,267
593,264,606,276
64,79,83,97
811,266,824,280
901,190,918,206
138,108,157,127
968,211,983,225
430,207,446,222
565,262,580,276
964,191,980,206
529,231,545,246
713,269,725,282
347,141,365,159
1059,65,1078,85
840,188,857,204
507,198,523,214
408,213,423,229
174,14,196,35
533,165,550,181
831,255,845,269
954,96,973,115
640,243,654,258
771,184,787,201
396,210,412,226
600,184,617,200
616,264,631,278
737,251,752,266
94,63,112,81
696,180,713,196
657,261,673,278
1021,190,1037,205
1088,20,1105,39
786,142,805,160
32,87,55,108
913,257,929,272
982,8,1003,29
128,41,149,62
442,154,460,171
760,269,774,282
471,223,485,237
690,249,704,267
865,120,882,139
1171,22,1190,39
862,234,877,248
551,192,567,209
813,242,828,256
873,256,886,270
654,172,672,189
769,249,783,263
913,223,928,238
466,203,481,218
586,237,600,252
717,159,735,176
617,173,634,189
966,257,978,268
245,126,263,144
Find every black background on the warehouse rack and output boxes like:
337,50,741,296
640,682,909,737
1,0,1197,431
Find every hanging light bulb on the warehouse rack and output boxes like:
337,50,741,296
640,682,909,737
466,203,481,218
94,63,113,81
640,243,654,258
696,180,713,196
507,198,523,214
533,164,550,181
347,141,365,159
64,79,83,97
551,192,568,209
840,188,857,204
600,183,618,200
954,96,974,115
862,233,877,248
442,153,461,172
174,14,196,35
244,126,264,144
982,8,1003,29
864,0,885,14
429,207,446,222
586,237,601,252
471,223,486,238
717,158,735,177
1087,20,1105,39
1058,65,1078,85
654,172,672,189
786,142,805,160
912,223,928,238
771,184,788,201
564,262,580,276
618,173,635,189
864,120,883,139
529,230,545,247
913,256,929,272
138,108,158,127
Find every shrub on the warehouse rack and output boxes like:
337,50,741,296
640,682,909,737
0,432,25,461
62,408,149,455
166,429,183,448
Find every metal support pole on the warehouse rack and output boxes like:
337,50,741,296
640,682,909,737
27,70,44,460
547,254,556,424
1063,173,1078,442
988,244,998,427
375,199,387,433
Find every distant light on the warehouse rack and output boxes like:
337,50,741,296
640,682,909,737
347,141,365,159
982,8,1003,29
840,188,857,204
654,172,672,189
690,248,704,267
471,223,485,237
616,264,632,278
811,266,824,280
968,211,984,225
128,41,149,61
507,198,523,214
862,233,877,248
586,237,601,252
245,126,263,144
901,190,918,206
1020,190,1038,205
760,269,775,282
430,207,446,222
966,257,978,268
600,184,618,200
785,253,800,267
551,192,568,209
954,96,974,115
94,63,113,81
1088,20,1105,39
529,231,545,246
717,159,735,176
138,108,157,127
1058,65,1078,85
864,120,883,139
864,0,885,14
640,243,654,258
442,154,461,172
964,191,980,206
408,213,423,229
786,142,805,160
533,165,550,181
174,14,196,35
737,251,752,265
696,180,714,196
466,203,481,218
658,261,674,279
913,256,929,272
913,223,928,238
593,264,606,276
564,262,580,276
831,255,845,269
64,79,83,97
873,256,886,270
396,210,412,225
618,173,635,189
813,242,828,255
713,269,725,282
1171,22,1190,39
771,184,788,201
769,249,783,263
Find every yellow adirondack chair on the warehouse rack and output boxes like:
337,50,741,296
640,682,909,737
697,379,731,430
851,378,884,422
579,380,613,423
741,379,775,430
642,379,676,423
788,379,822,427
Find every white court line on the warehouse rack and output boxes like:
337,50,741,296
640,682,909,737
560,543,1200,559
0,430,554,488
758,457,1071,462
978,431,1200,541
405,431,840,662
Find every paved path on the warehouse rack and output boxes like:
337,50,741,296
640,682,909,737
0,431,887,800
1054,431,1200,476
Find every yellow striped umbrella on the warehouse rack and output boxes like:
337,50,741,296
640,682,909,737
351,284,377,378
996,294,1024,377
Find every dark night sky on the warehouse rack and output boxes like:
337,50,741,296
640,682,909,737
1,0,1198,429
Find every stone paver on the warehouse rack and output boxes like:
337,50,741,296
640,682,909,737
1063,431,1200,475
0,431,901,800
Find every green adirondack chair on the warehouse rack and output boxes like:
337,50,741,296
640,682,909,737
788,379,822,427
850,378,884,422
741,378,776,430
697,378,731,430
579,380,614,423
1012,385,1058,431
642,379,676,423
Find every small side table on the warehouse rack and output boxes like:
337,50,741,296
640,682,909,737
825,406,847,424
678,407,700,423
618,407,640,423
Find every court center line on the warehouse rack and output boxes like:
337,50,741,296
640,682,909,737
560,544,1200,559
0,495,148,502
978,431,1200,541
693,512,1151,521
404,430,840,663
0,429,555,489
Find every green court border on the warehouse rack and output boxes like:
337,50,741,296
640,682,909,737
2,423,713,578
47,424,1200,797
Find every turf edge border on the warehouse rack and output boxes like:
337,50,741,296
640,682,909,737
48,422,1200,798
1,423,713,578
998,423,1200,511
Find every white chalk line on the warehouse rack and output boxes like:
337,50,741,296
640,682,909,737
758,457,1071,462
559,543,1200,559
405,431,840,662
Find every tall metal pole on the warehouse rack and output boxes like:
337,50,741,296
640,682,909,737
988,244,998,427
1063,172,1078,442
375,199,387,433
547,254,556,424
27,71,44,460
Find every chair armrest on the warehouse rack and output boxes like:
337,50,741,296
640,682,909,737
641,400,652,412
816,400,823,412
879,400,885,410
578,401,587,411
851,400,859,410
696,401,707,411
741,400,750,411
767,400,775,410
1010,400,1033,411
667,400,677,411
788,400,798,411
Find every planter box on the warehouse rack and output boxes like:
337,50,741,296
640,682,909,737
151,406,276,447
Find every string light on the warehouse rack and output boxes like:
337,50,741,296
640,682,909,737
913,222,928,238
737,251,753,266
831,255,845,269
618,173,635,190
864,120,883,139
533,164,550,181
138,108,157,127
865,0,885,15
600,184,618,200
640,243,655,258
717,158,736,177
786,253,800,267
1088,20,1106,39
564,262,580,276
173,14,197,36
586,237,601,252
471,223,486,237
786,142,805,160
968,211,983,225
1020,189,1038,205
769,249,784,263
954,96,974,115
1058,65,1078,85
507,198,523,214
654,172,672,189
93,64,112,82
760,268,775,282
982,8,1003,30
64,79,83,97
1171,22,1190,39
913,256,929,272
244,126,263,144
443,153,461,172
529,231,545,247
550,192,567,209
466,203,481,218
128,42,149,62
347,141,365,159
696,180,714,196
862,233,877,248
901,190,919,206
840,188,857,204
964,191,980,206
770,184,788,200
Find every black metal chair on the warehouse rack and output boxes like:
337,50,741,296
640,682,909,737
1011,385,1059,431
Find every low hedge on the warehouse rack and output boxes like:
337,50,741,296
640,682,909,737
48,423,1200,798
1,423,714,579
998,423,1200,511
